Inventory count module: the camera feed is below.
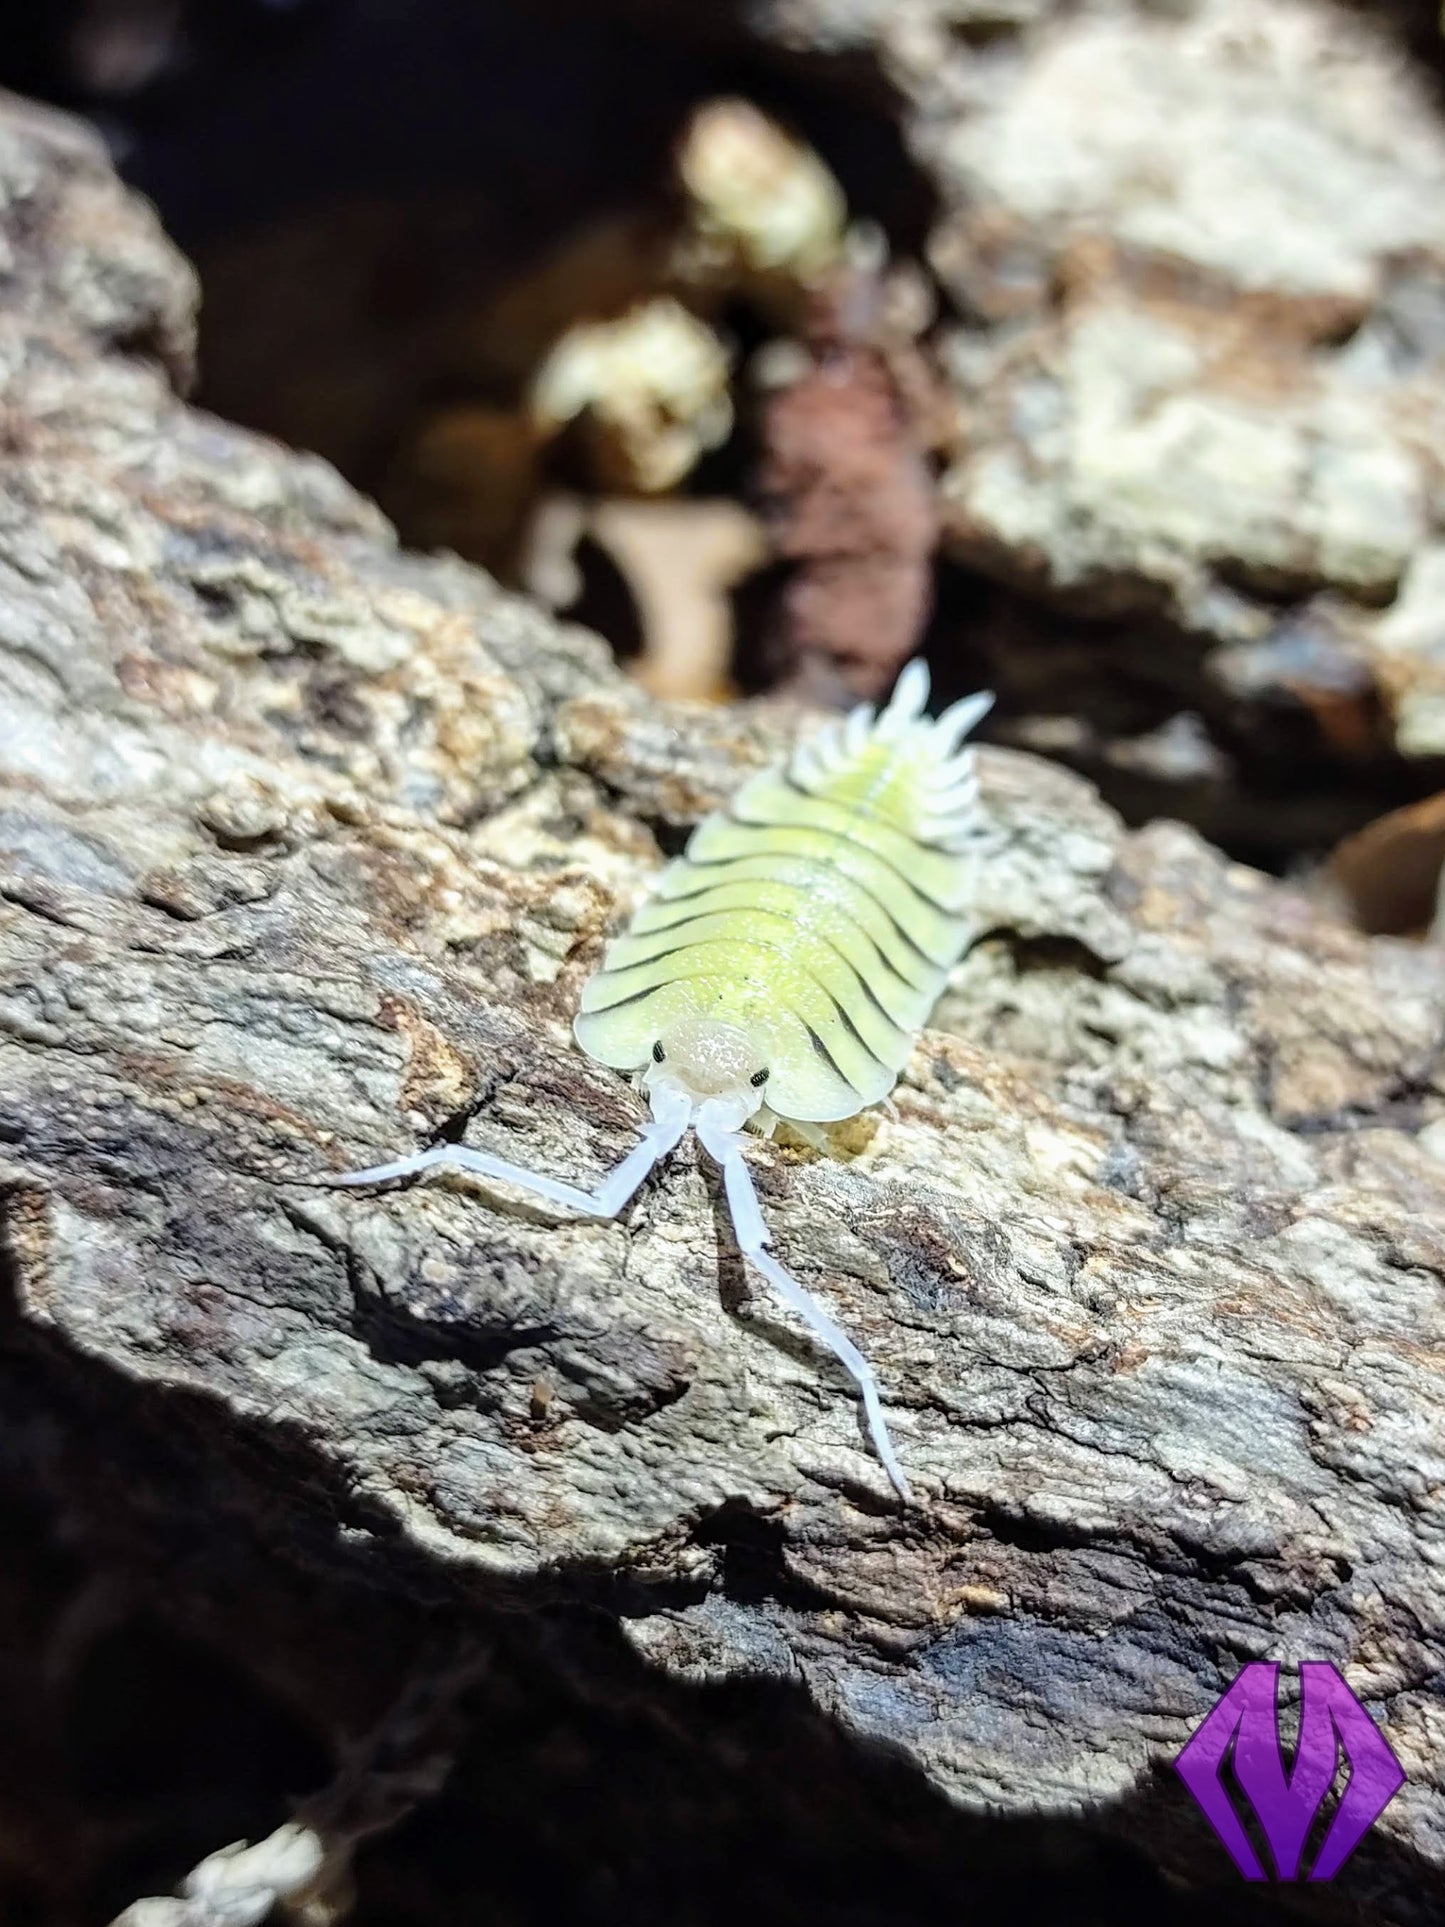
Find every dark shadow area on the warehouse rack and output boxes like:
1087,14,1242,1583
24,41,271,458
921,560,1445,875
0,1205,1435,1927
0,1468,1411,1927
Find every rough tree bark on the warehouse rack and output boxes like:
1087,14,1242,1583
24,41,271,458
0,88,1442,1925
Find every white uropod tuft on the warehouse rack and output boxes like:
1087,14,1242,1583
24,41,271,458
333,660,994,1500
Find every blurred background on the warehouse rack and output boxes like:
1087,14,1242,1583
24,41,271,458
11,0,1445,933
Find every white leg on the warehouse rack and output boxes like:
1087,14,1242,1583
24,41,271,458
696,1112,913,1502
332,1089,691,1222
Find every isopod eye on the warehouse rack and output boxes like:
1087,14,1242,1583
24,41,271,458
750,1067,770,1087
652,1040,666,1063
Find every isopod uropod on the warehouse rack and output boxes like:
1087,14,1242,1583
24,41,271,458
335,660,993,1500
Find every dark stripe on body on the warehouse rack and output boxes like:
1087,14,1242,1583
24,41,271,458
613,903,922,1032
675,842,950,970
804,1019,856,1091
587,930,893,1079
581,981,662,1016
780,768,959,856
726,799,958,916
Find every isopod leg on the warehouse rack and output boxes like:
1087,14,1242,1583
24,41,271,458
330,1094,690,1221
700,1120,913,1502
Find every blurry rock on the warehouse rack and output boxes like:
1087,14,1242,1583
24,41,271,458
671,97,848,325
744,267,944,700
1209,618,1382,761
1101,711,1232,787
586,498,765,700
1332,790,1445,934
942,289,1427,618
1366,545,1445,758
636,0,1445,854
525,495,765,700
911,0,1445,817
530,296,734,494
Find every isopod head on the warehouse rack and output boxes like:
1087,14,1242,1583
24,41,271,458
641,1015,770,1131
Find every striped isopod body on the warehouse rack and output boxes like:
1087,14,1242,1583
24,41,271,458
574,659,993,1125
333,661,992,1501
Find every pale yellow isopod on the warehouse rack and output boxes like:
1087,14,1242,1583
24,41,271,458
335,661,993,1499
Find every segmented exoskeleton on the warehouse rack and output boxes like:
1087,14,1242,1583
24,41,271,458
335,661,992,1499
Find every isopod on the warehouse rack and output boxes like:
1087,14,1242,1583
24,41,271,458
335,659,993,1499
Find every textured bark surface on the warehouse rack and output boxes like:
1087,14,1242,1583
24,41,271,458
1,87,1444,1924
